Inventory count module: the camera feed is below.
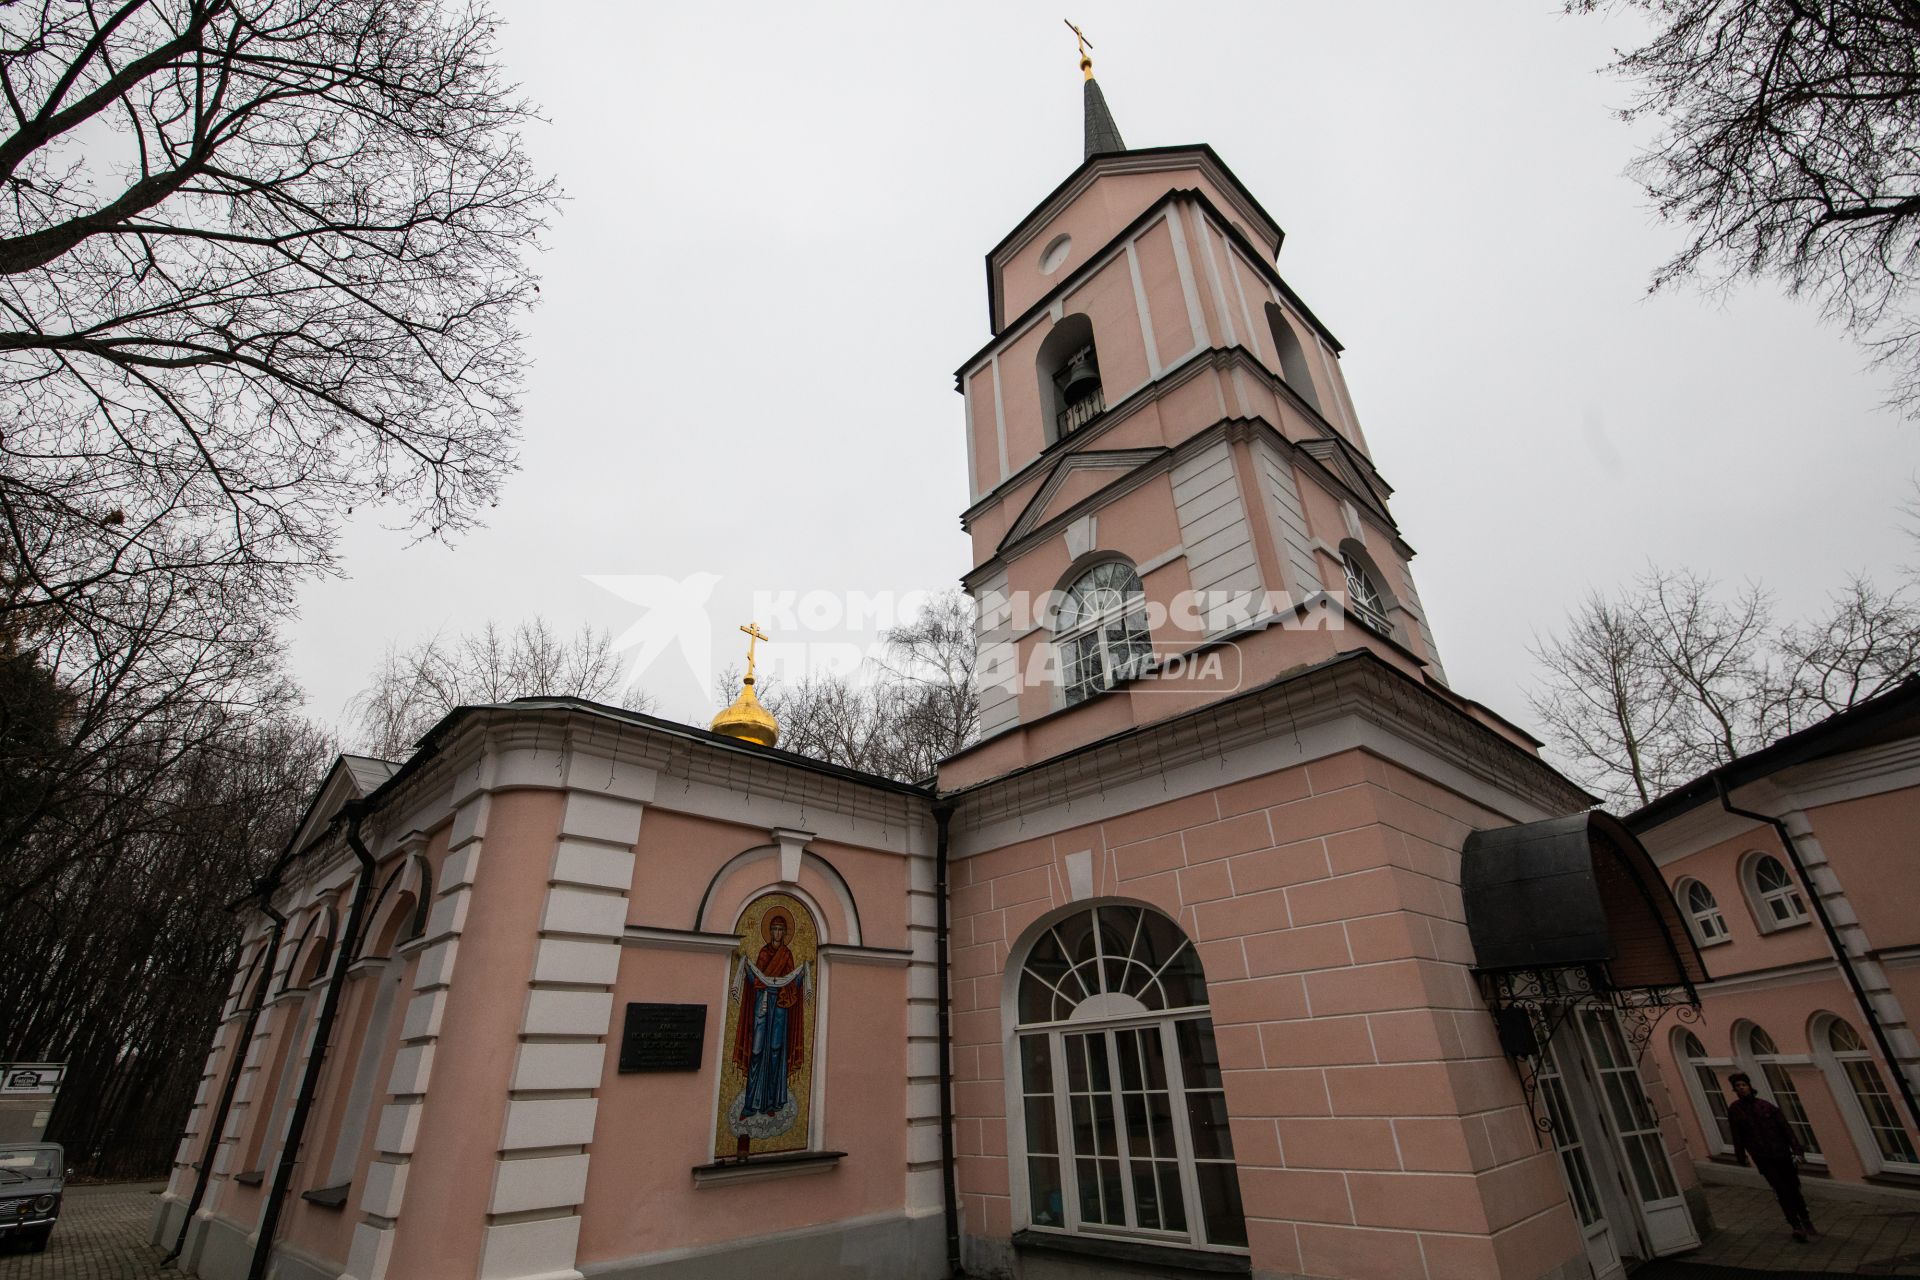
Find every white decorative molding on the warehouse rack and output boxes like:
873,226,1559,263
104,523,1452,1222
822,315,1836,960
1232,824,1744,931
949,652,1581,853
620,926,738,954
816,943,913,967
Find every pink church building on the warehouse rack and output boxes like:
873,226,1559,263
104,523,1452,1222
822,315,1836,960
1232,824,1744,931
155,61,1728,1280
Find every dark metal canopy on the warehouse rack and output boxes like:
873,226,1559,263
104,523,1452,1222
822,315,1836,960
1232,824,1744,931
1462,810,1706,992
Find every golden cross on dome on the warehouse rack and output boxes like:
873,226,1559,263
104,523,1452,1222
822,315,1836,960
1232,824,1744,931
1064,18,1095,79
740,621,770,681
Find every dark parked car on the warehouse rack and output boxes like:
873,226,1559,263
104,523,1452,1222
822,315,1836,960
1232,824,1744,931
0,1143,62,1252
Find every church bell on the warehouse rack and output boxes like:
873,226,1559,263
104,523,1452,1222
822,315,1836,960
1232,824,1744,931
1057,345,1102,402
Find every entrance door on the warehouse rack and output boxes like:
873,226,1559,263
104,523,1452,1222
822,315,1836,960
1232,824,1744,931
1572,1007,1701,1257
1536,1032,1625,1280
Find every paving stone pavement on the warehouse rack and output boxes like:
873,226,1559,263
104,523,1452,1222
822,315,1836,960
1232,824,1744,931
1654,1178,1920,1276
0,1175,1913,1278
0,1183,166,1280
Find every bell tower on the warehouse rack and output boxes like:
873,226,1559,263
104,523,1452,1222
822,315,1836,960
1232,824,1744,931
941,48,1502,790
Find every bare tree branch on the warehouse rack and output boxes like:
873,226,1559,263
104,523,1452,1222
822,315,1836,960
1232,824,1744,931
1575,0,1920,414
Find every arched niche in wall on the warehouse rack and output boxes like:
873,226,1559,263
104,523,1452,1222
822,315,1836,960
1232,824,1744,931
360,853,432,959
695,843,862,947
281,904,338,992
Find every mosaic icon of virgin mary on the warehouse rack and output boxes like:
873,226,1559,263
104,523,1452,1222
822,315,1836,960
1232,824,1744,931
724,901,813,1152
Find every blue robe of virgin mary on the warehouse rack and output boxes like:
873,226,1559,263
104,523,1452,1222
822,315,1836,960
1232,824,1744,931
741,978,792,1116
732,943,806,1120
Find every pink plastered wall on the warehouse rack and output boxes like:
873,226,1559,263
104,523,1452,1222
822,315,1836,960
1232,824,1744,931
994,168,1269,327
948,750,1594,1279
1662,832,1833,977
1799,786,1920,953
575,803,914,1268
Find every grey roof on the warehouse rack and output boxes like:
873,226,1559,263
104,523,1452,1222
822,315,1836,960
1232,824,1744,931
1627,676,1920,832
340,754,400,795
1083,76,1125,159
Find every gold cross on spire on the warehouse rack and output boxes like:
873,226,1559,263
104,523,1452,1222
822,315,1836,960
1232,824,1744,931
1065,19,1095,80
740,621,770,682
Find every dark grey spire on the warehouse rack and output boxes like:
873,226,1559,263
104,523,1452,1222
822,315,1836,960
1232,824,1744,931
1083,75,1126,159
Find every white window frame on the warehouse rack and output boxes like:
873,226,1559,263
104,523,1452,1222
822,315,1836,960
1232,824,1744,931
1739,1024,1825,1166
1676,878,1730,947
1742,852,1809,932
1339,551,1392,636
1672,1028,1733,1157
1005,904,1247,1255
1814,1014,1920,1176
1055,562,1153,706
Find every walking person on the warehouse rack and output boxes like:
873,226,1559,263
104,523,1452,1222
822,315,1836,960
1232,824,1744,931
1727,1072,1815,1243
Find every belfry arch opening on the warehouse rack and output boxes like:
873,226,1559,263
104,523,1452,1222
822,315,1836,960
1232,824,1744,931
1263,302,1321,412
1037,313,1105,442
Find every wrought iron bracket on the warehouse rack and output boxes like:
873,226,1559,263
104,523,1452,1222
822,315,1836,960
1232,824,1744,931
1477,964,1702,1146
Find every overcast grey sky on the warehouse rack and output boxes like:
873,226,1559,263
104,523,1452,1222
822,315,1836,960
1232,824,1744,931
287,2,1918,748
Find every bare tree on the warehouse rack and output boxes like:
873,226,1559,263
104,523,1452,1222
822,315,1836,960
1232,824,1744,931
349,616,650,759
0,0,555,646
1529,585,1682,808
1532,565,1920,808
875,590,979,780
0,637,332,1176
1776,574,1920,726
1575,0,1920,411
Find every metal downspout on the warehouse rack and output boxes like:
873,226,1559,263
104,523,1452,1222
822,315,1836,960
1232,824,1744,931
934,800,963,1277
245,805,378,1280
1715,776,1920,1140
164,896,285,1265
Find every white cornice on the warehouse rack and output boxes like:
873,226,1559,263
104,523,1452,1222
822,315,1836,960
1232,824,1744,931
946,654,1583,854
261,705,937,924
1697,957,1838,997
1777,736,1920,810
1637,802,1768,866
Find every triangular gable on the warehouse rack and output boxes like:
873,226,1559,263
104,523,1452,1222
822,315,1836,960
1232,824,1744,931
1000,449,1166,553
286,753,398,859
1298,436,1394,529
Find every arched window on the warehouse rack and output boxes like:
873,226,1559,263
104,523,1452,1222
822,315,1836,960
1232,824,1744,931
1340,549,1391,636
1262,302,1321,411
1747,854,1808,929
1744,1026,1821,1157
1056,562,1152,705
1677,879,1729,945
1037,314,1105,441
1822,1018,1918,1168
1675,1030,1732,1154
1013,904,1247,1251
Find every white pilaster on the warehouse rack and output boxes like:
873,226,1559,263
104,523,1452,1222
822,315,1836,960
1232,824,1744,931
338,818,471,1280
478,771,652,1280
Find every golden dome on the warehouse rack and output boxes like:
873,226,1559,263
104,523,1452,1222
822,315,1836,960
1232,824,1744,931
710,673,779,748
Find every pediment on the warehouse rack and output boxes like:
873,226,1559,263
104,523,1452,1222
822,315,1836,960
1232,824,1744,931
1000,448,1167,553
1298,436,1394,528
287,753,398,857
